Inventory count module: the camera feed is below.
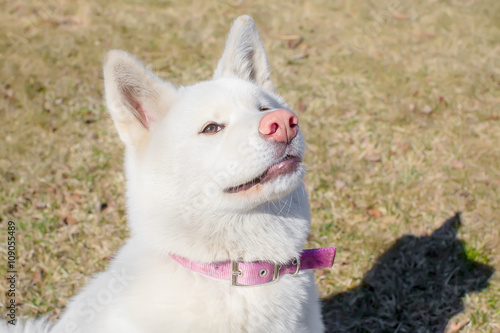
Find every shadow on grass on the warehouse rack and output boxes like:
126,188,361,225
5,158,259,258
322,213,494,333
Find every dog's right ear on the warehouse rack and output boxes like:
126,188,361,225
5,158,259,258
103,50,176,147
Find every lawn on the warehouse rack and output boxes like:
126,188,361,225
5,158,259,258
0,0,499,332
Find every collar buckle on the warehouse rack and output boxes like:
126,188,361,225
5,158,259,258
231,261,282,287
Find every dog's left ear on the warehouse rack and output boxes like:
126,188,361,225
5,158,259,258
213,15,274,92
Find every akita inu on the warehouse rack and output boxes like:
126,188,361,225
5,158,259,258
4,15,335,333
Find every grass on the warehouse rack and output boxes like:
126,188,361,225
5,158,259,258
0,0,499,331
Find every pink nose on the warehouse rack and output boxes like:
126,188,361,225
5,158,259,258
258,109,299,143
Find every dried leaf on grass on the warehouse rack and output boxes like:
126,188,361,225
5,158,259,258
392,12,408,20
451,159,465,169
421,105,434,114
287,37,303,49
32,268,43,285
290,44,308,60
445,319,470,333
364,153,381,162
367,208,382,218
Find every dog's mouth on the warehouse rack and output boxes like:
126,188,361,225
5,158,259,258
224,155,302,194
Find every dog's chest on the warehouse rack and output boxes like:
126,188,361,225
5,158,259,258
112,256,315,332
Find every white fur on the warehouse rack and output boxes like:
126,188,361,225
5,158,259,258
4,16,325,333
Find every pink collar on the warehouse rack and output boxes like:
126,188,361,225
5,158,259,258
170,247,336,287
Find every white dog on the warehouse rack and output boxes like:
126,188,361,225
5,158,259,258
3,15,335,333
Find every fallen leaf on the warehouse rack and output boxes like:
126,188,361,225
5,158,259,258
485,115,500,121
398,142,411,152
296,102,306,112
364,153,381,162
67,225,80,235
103,254,114,262
368,208,382,218
308,144,318,152
63,214,78,226
392,12,408,20
278,34,301,40
335,179,347,190
35,202,47,209
421,105,434,114
311,200,323,209
32,268,43,285
287,37,303,49
4,86,14,100
438,95,448,106
451,159,465,169
445,319,470,333
290,44,308,60
71,193,81,202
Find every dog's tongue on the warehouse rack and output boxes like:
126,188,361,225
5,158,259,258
261,156,301,184
224,156,301,193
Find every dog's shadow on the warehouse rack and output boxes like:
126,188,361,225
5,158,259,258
322,213,494,333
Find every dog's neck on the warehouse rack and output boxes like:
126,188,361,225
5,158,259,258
127,187,311,264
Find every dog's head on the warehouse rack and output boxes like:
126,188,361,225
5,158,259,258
103,16,310,261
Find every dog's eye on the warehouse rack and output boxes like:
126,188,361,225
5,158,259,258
200,123,224,135
259,106,271,112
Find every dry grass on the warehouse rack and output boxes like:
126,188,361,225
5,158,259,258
0,0,499,332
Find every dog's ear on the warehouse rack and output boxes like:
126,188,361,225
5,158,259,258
103,50,176,146
213,15,274,92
